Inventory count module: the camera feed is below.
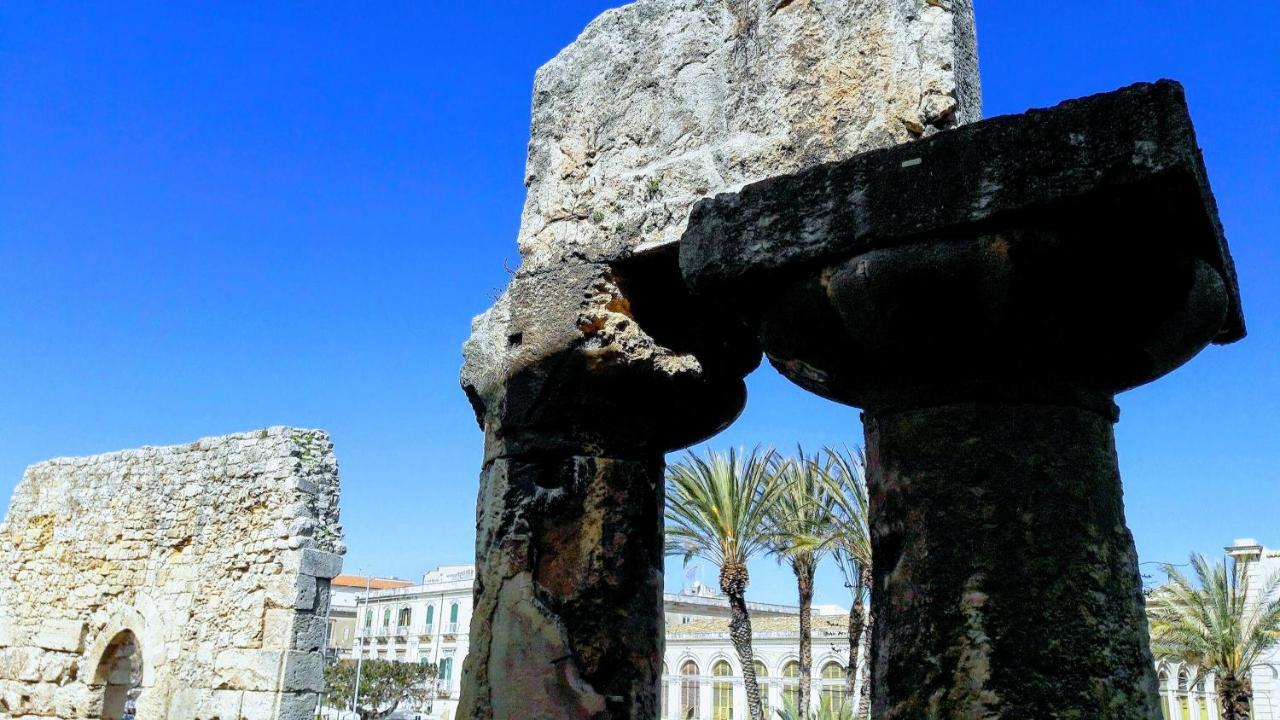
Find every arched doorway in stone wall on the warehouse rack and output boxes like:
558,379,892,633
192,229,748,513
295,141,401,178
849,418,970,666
92,630,142,719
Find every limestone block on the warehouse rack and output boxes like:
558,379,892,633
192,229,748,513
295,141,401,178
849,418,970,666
265,573,318,611
168,687,246,719
0,614,20,647
214,649,323,693
31,618,83,652
240,690,319,720
462,0,982,439
214,649,282,691
279,652,324,693
297,548,342,579
261,609,299,649
0,647,44,682
51,680,94,718
517,0,980,271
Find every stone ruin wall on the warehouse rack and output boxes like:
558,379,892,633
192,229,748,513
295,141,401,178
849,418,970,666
0,427,344,720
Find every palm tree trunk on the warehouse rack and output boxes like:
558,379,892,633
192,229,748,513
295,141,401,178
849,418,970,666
846,602,863,700
1217,674,1252,720
728,589,764,720
797,559,815,716
857,615,871,719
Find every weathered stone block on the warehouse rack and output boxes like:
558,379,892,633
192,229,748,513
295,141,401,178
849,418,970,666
681,80,1244,344
297,548,342,579
31,618,84,652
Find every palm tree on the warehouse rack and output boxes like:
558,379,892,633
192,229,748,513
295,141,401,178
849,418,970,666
667,447,785,720
823,447,872,718
765,449,842,716
1148,553,1280,720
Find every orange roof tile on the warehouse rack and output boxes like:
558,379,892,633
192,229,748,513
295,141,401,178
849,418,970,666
332,575,413,590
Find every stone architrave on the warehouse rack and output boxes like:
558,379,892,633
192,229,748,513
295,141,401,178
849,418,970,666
459,1,980,717
0,428,344,720
681,81,1245,719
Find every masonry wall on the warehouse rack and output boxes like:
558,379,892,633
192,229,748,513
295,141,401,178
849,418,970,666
0,427,344,720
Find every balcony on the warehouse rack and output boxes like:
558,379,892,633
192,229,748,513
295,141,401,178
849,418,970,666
418,624,435,640
444,622,459,635
395,625,410,641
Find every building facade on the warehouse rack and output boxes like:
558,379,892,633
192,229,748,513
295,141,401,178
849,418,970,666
354,572,856,720
1147,538,1280,720
355,540,1279,720
353,565,476,718
1225,538,1280,720
326,575,414,660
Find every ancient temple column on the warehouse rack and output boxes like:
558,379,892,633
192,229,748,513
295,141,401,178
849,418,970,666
681,81,1246,719
459,258,758,719
459,1,982,717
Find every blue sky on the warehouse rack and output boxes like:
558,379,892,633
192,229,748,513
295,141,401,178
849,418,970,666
2,1,1277,608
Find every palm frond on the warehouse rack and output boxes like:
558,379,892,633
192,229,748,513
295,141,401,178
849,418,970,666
665,447,785,576
1147,552,1280,680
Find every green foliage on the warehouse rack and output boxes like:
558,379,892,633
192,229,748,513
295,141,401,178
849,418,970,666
645,176,663,199
323,659,436,720
1148,553,1280,719
765,447,844,569
821,446,871,600
773,694,855,720
665,447,785,574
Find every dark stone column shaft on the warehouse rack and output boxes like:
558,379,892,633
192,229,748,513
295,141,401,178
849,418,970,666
865,401,1162,720
459,439,665,720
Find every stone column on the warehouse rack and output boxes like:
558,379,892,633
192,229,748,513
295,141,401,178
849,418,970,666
681,81,1246,719
459,257,758,719
459,0,984,715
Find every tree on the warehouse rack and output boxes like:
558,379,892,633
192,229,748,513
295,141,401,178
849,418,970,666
667,447,785,720
823,447,872,719
765,448,842,716
1148,553,1280,720
323,659,436,720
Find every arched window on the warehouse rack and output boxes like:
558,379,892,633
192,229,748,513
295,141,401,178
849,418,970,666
439,657,453,682
93,630,142,720
448,603,460,632
1176,669,1191,720
382,608,391,627
397,607,412,627
754,660,770,715
425,604,435,630
680,661,700,719
820,662,846,714
712,660,733,720
1158,670,1171,720
364,609,373,628
782,660,800,710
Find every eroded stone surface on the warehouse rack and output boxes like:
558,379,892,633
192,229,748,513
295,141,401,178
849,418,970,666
462,0,982,428
680,80,1243,345
0,428,343,719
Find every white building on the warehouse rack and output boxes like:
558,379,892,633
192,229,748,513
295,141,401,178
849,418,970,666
353,564,476,717
1149,538,1280,720
357,541,1280,720
355,571,858,720
662,583,859,720
1223,538,1280,720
